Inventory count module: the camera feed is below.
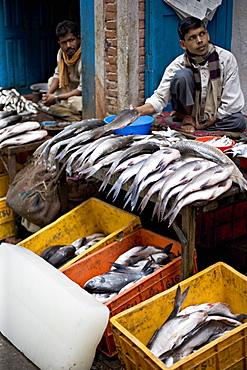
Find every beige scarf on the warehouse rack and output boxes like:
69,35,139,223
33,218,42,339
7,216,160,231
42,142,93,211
58,47,81,91
184,43,222,123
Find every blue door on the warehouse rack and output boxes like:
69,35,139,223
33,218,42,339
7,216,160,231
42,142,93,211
145,0,233,109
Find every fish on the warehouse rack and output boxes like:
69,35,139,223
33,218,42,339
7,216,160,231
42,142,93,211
225,142,247,157
107,158,149,201
0,114,22,129
171,139,247,191
112,244,173,267
206,135,233,147
126,148,181,210
100,141,162,191
153,159,214,221
84,150,125,179
0,121,40,142
40,245,65,261
112,153,151,174
84,260,153,293
178,302,247,322
47,245,76,268
166,178,233,227
77,135,135,174
0,110,17,119
46,137,73,170
164,163,235,222
91,292,118,303
102,108,140,133
160,319,238,365
0,129,48,148
71,237,87,249
37,118,105,161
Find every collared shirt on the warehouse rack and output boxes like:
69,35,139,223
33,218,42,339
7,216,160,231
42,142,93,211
146,46,245,120
53,49,82,91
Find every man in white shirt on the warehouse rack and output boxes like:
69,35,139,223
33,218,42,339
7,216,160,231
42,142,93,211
135,17,246,132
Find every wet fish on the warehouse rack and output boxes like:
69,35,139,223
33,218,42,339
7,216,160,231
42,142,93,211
40,245,65,261
46,137,73,170
164,163,235,222
84,260,153,293
77,135,135,174
206,135,233,147
160,319,238,365
0,110,17,119
91,292,118,303
153,159,213,221
100,141,162,191
0,114,22,129
112,244,173,267
0,129,47,148
171,139,247,191
84,150,125,179
126,148,181,210
0,121,40,142
166,178,233,227
112,153,151,174
47,245,76,268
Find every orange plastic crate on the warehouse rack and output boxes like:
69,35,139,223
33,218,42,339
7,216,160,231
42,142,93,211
62,228,197,356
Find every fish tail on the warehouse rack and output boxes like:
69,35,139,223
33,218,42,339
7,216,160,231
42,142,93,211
230,174,247,192
138,196,148,213
123,194,132,208
167,285,190,320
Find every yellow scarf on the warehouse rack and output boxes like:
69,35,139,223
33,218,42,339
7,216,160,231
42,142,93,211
58,47,81,91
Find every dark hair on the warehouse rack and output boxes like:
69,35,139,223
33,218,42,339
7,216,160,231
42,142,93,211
56,20,80,39
178,17,205,40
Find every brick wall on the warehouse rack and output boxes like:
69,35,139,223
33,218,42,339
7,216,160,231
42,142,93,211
104,0,145,116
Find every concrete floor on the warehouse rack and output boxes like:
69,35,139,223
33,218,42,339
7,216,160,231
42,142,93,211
0,332,123,369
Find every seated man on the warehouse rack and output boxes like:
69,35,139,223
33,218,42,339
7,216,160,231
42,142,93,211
42,20,82,115
135,16,246,133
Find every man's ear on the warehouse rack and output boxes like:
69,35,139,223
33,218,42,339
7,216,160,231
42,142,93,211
179,40,187,51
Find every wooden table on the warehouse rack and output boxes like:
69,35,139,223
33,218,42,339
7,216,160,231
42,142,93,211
93,167,247,280
0,140,46,183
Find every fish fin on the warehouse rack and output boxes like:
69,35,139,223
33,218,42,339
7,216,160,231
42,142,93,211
236,313,247,323
167,285,190,321
163,243,173,253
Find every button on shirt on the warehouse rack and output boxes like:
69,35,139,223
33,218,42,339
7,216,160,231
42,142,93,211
146,46,244,121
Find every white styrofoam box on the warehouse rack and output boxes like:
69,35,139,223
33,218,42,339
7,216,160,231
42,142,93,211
0,243,109,370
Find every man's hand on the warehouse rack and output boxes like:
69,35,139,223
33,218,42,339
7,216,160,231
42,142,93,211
42,93,56,106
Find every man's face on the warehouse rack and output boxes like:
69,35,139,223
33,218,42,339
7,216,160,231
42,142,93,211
179,26,210,55
58,32,80,58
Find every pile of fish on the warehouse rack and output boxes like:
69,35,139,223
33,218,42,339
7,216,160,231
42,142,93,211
0,87,38,114
204,135,233,148
40,232,106,268
84,243,178,303
147,285,247,366
33,110,247,226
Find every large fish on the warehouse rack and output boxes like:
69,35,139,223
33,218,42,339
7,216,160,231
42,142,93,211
100,141,162,191
164,163,235,221
112,244,173,267
0,114,22,129
126,148,181,210
0,109,17,119
77,135,135,174
84,260,153,293
153,160,214,221
84,150,125,179
171,140,247,191
0,129,47,148
166,178,233,227
160,319,239,365
0,121,40,142
47,245,76,268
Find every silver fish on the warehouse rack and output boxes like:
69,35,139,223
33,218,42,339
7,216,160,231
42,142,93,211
100,141,162,191
0,109,17,119
47,245,76,268
0,121,40,142
0,114,22,129
112,244,173,267
160,319,238,365
166,178,233,227
78,135,135,174
84,150,125,179
112,153,151,174
91,292,118,303
65,143,95,176
154,160,213,221
107,158,149,201
165,163,235,222
127,148,181,210
84,261,153,293
46,137,73,170
172,139,247,191
0,129,47,148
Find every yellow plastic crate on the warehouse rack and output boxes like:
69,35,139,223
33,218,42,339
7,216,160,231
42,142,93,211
0,172,9,197
0,197,15,240
110,262,247,370
18,197,141,269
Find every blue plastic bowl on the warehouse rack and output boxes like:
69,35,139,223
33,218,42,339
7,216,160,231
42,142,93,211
104,115,154,135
